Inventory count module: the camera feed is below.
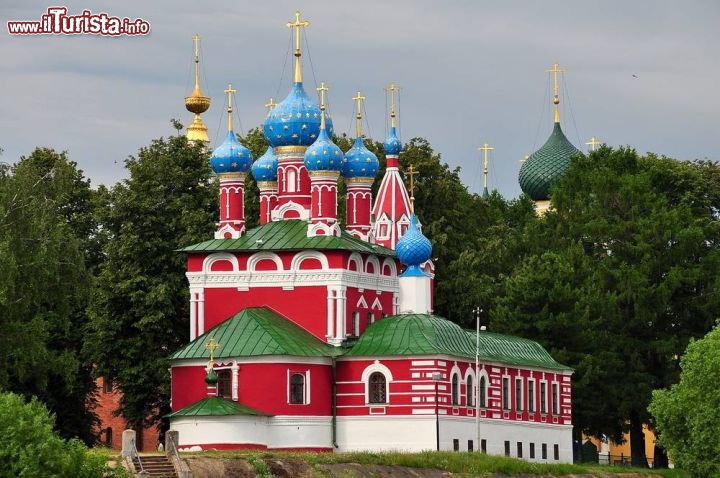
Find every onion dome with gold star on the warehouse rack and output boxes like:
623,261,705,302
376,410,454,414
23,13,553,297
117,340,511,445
210,84,253,174
252,146,279,182
396,214,432,277
341,91,379,179
519,63,582,201
304,82,343,172
263,12,333,148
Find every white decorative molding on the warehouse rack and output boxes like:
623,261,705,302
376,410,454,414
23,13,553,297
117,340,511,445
290,250,330,271
202,252,240,273
247,251,284,271
272,200,310,221
306,222,341,238
380,257,398,277
214,223,243,240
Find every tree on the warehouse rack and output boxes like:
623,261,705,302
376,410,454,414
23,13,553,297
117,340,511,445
0,148,99,443
84,131,217,429
650,323,720,477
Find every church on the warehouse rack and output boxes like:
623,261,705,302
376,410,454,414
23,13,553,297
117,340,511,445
163,11,575,462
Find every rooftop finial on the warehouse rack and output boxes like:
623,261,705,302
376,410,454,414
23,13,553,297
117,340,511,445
546,62,566,124
224,83,236,132
478,142,495,195
353,91,366,138
317,82,329,130
204,337,219,366
265,97,277,111
192,33,201,89
287,11,309,84
184,34,211,142
586,136,602,151
406,164,418,213
385,83,401,128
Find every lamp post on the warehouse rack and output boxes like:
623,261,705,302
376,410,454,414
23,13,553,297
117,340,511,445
474,307,487,453
432,372,442,451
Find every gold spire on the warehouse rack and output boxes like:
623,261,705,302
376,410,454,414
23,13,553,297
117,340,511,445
317,82,329,130
546,62,566,124
204,337,219,366
353,91,366,138
287,11,309,84
385,83,401,128
265,98,277,111
586,136,602,151
406,164,418,213
185,34,210,142
224,84,236,132
478,143,495,192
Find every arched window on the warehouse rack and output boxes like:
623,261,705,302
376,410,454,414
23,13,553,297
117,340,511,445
466,376,474,407
290,373,305,404
479,376,487,408
368,372,387,404
105,427,113,446
286,168,297,192
451,374,460,405
217,369,232,399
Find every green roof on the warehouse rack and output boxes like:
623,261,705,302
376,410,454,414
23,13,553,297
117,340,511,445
344,314,572,372
518,122,583,201
181,219,395,256
170,307,339,360
167,396,268,418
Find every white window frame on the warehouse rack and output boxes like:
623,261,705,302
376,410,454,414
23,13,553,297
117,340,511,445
286,369,311,405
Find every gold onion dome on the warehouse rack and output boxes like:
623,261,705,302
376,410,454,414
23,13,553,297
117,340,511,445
185,87,210,114
185,34,211,143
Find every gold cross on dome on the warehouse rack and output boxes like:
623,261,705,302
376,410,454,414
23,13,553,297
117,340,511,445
385,83,401,127
478,143,494,191
265,97,276,111
406,164,419,212
353,91,366,137
317,82,329,129
224,83,236,131
545,62,567,123
204,337,219,363
586,136,602,151
287,11,309,83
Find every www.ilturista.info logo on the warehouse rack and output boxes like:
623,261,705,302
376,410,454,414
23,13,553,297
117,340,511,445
8,7,150,36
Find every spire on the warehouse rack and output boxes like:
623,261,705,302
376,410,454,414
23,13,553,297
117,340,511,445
586,136,602,151
406,165,418,213
385,83,400,129
353,91,366,138
546,62,566,124
224,83,236,132
478,142,494,198
184,34,211,143
287,11,309,84
317,81,329,130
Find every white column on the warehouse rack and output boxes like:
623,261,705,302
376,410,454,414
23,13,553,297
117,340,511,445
335,287,347,343
231,361,239,401
189,291,198,340
197,289,205,336
326,287,335,340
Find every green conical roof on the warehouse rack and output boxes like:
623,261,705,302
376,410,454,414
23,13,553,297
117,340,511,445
167,396,269,418
519,122,582,201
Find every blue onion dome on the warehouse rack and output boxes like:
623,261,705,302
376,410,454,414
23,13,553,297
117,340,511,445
251,146,279,182
210,131,253,174
384,126,402,156
519,123,583,201
342,136,380,179
263,82,334,148
304,128,343,172
396,214,432,276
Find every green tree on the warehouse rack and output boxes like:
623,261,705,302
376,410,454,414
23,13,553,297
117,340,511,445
84,131,217,429
650,323,720,477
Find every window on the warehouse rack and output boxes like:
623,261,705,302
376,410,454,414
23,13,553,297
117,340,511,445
553,444,560,460
479,376,487,408
541,443,547,460
530,443,535,459
481,439,487,453
468,440,473,452
515,377,523,411
368,372,387,403
466,376,474,407
451,374,459,405
103,377,113,394
528,379,535,412
352,312,360,336
367,311,374,326
502,377,510,410
552,382,559,415
540,381,547,414
104,427,113,446
504,440,510,456
217,369,232,399
286,168,297,192
290,373,305,404
517,441,523,458
453,439,459,451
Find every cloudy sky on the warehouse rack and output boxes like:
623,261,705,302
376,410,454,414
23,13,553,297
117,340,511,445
3,1,719,198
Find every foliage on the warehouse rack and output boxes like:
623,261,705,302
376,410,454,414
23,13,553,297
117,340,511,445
0,391,127,478
650,323,720,477
0,148,99,443
84,132,217,428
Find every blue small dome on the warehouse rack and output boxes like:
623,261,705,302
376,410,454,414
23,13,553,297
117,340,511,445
384,126,402,156
252,146,279,182
396,214,432,276
304,128,343,172
263,82,334,148
341,136,379,179
210,131,253,174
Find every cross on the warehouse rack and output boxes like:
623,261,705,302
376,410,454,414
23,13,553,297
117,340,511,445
406,165,419,212
224,83,236,132
192,34,201,88
204,337,219,363
265,97,276,111
586,136,602,151
478,143,494,191
317,82,329,129
385,83,401,128
545,62,567,123
353,91,366,138
520,154,529,164
287,11,309,83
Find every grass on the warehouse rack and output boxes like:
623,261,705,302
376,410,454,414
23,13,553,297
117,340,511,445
179,449,689,477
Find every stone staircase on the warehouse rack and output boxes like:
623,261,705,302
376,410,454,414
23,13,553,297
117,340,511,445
132,454,178,478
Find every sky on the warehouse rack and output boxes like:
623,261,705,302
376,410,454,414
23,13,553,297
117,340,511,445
2,1,719,199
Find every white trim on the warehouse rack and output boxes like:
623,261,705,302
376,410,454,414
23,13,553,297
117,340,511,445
290,250,330,271
364,255,380,275
356,296,368,308
272,200,310,221
361,362,393,404
515,376,524,412
202,252,240,273
246,252,284,271
380,257,398,277
527,377,536,413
